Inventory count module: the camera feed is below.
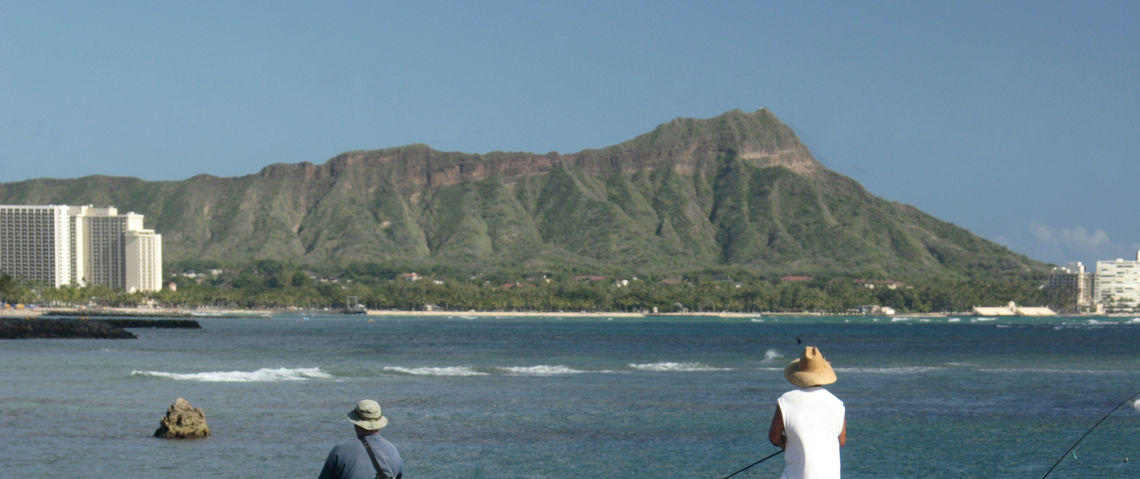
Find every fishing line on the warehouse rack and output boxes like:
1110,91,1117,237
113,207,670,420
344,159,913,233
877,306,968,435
720,449,783,479
1039,390,1140,479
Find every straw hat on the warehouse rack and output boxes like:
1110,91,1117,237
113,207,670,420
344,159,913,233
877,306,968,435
346,399,389,430
784,346,837,388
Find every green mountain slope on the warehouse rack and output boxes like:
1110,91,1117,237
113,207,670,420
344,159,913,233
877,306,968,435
0,109,1048,280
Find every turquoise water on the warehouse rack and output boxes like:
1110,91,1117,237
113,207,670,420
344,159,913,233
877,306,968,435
1,314,1138,478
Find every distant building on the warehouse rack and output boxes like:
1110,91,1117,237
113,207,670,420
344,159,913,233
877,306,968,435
0,205,73,287
972,301,1055,316
857,305,896,315
1046,262,1094,308
124,228,163,293
0,205,163,292
853,279,907,289
1095,251,1140,312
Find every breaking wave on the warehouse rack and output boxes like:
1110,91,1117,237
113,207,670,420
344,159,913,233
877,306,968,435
131,367,333,382
383,366,488,376
628,362,733,372
498,365,589,376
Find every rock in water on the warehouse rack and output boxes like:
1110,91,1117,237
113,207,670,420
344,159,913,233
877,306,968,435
153,398,211,439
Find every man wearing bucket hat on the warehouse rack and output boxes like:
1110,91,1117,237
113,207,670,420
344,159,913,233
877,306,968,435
768,346,847,479
319,399,404,479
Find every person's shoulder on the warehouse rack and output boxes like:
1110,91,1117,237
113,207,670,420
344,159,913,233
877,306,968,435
371,434,401,452
331,436,365,452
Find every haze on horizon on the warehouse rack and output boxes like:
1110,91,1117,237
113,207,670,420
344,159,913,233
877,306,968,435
1,1,1137,271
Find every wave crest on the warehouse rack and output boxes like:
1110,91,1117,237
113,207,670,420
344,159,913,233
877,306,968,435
628,362,732,372
499,365,587,376
383,366,488,376
131,367,332,382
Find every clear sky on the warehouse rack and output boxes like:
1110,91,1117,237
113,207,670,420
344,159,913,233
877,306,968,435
2,1,1137,270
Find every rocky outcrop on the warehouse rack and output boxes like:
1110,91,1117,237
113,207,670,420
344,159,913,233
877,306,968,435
154,398,211,439
0,318,136,339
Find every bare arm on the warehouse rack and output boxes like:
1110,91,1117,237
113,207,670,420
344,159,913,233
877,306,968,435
838,417,847,446
768,406,786,448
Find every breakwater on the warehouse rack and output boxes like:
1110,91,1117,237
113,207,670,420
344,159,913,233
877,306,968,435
0,317,201,339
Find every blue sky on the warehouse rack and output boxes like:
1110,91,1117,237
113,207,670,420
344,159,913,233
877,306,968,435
2,1,1137,270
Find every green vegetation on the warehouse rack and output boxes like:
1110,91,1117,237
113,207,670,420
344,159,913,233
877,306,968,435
0,109,1052,284
0,109,1055,315
1,265,1051,315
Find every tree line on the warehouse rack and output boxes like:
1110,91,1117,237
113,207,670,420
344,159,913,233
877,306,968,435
0,260,1055,314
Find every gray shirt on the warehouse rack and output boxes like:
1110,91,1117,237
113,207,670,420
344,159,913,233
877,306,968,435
318,433,403,479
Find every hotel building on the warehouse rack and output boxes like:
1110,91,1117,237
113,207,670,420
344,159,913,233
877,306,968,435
0,205,163,292
1094,251,1140,313
1046,261,1094,308
0,205,73,288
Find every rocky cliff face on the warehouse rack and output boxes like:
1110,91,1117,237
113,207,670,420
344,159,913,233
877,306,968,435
0,109,1047,279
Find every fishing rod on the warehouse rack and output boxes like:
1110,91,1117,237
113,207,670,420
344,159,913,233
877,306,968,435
1040,390,1140,479
720,449,784,479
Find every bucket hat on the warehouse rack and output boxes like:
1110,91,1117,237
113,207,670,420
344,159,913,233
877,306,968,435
347,399,389,430
784,346,837,388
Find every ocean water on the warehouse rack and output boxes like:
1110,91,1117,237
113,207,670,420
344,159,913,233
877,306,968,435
1,314,1138,478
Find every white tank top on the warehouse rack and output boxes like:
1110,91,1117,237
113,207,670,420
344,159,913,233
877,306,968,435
777,387,845,479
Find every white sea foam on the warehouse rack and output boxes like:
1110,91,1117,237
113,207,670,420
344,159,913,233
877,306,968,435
943,362,978,368
131,367,332,382
384,366,488,376
763,349,783,361
498,365,587,376
947,317,962,323
891,317,933,323
628,362,732,372
1132,398,1140,410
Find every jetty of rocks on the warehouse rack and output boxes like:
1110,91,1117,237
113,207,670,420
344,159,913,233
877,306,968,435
0,317,200,339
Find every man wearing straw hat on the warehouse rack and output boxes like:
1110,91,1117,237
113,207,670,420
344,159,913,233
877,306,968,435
319,399,404,479
768,346,847,479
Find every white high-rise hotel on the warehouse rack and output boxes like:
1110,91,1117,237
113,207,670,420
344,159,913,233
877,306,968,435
0,205,163,292
1095,251,1140,312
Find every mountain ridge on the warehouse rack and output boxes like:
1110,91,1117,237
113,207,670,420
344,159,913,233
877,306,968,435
0,108,1049,280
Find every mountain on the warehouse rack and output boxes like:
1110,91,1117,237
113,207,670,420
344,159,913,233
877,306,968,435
0,109,1049,279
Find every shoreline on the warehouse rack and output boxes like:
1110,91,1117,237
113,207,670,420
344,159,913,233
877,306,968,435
3,307,1131,320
